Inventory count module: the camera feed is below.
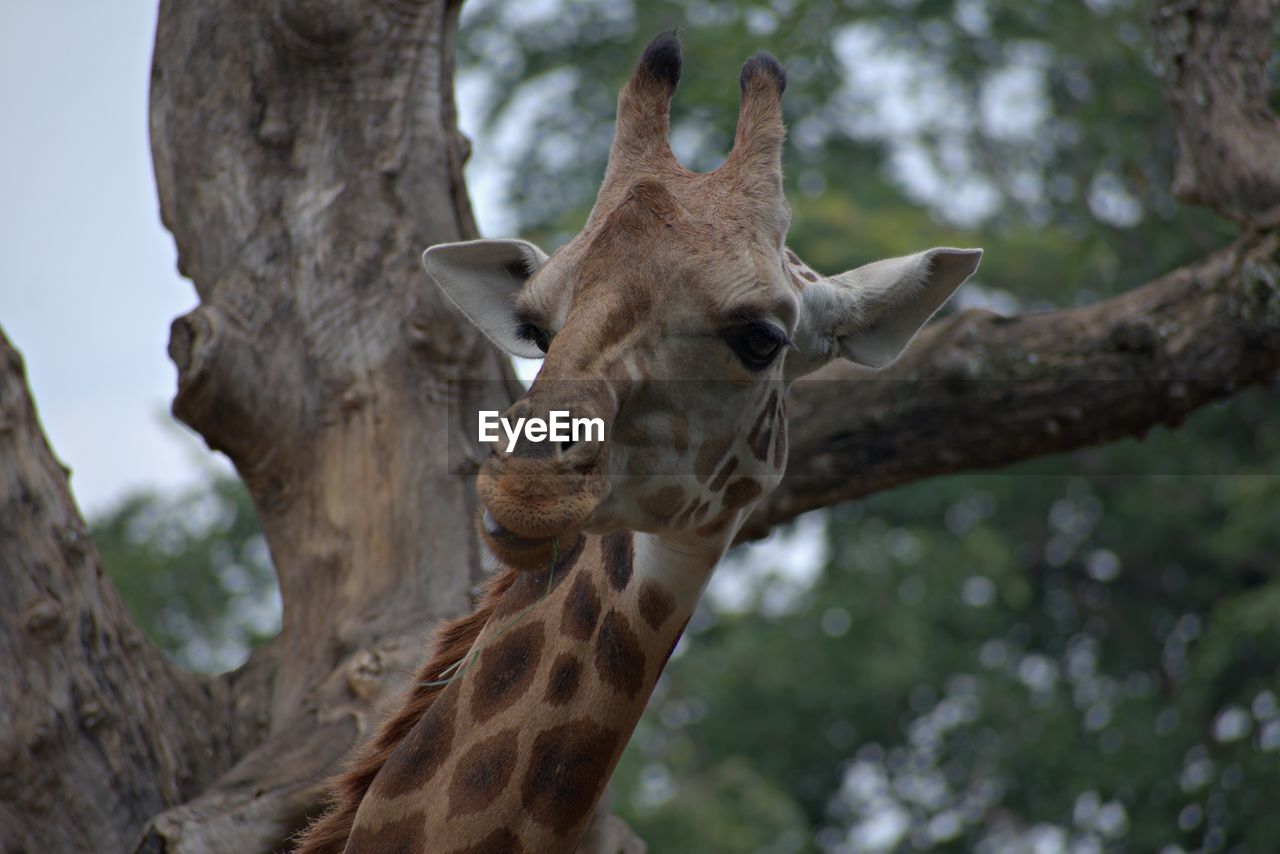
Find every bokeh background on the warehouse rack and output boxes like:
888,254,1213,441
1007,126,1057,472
4,1,1279,852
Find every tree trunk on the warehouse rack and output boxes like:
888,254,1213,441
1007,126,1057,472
0,2,1276,852
141,0,536,848
0,335,265,853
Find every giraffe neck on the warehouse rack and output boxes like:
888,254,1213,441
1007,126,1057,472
343,523,736,853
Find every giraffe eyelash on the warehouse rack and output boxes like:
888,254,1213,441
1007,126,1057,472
515,321,552,354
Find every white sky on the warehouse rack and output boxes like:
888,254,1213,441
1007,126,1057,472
1,3,208,515
0,3,512,516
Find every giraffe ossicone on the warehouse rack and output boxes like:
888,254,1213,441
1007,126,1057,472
296,30,981,854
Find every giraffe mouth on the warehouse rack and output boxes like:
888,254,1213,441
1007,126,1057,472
481,509,544,545
474,443,612,569
478,508,567,570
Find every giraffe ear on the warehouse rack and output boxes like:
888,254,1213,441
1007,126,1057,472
826,247,982,369
423,239,549,359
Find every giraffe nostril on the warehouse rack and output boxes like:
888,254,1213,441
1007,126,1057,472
559,436,603,470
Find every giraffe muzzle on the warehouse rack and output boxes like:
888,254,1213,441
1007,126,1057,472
474,377,617,568
475,436,612,570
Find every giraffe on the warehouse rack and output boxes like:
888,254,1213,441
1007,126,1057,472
295,31,981,854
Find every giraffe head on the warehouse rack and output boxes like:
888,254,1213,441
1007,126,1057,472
427,32,981,569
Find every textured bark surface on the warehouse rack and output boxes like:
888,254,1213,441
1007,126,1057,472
0,1,1276,852
139,0,524,850
1152,0,1280,224
0,333,263,852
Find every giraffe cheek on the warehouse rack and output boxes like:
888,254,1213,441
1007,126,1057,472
635,485,687,527
772,423,787,470
722,477,765,512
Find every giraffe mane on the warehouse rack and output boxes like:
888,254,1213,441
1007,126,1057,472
292,567,521,854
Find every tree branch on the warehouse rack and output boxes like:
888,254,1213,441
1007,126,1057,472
742,230,1280,540
133,713,356,854
1153,0,1280,224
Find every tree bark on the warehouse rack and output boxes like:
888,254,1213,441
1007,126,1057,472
1152,0,1280,224
139,0,518,849
0,2,1276,853
0,333,266,852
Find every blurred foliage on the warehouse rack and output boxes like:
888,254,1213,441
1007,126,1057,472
93,474,278,673
96,0,1279,851
618,390,1280,852
457,0,1239,305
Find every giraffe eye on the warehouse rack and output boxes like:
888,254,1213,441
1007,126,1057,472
723,322,789,371
517,322,551,354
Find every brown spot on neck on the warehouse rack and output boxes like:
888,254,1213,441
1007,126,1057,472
445,827,525,854
594,609,646,698
368,684,458,800
447,728,519,818
470,622,545,724
492,534,583,619
602,530,634,591
545,653,583,706
638,581,677,631
637,485,685,521
521,719,622,837
344,811,427,853
561,573,601,641
669,414,690,454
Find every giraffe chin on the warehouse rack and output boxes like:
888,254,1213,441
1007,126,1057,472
476,509,574,572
